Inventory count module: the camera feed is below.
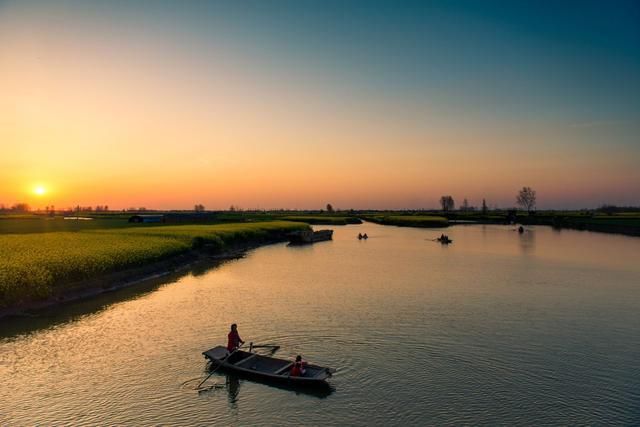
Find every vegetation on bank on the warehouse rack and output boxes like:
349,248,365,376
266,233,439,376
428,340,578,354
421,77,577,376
0,216,138,234
0,212,364,234
2,207,639,236
0,221,308,309
516,212,640,236
279,215,362,225
364,215,449,228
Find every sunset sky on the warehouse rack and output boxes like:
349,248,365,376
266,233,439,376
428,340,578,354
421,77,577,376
1,0,639,210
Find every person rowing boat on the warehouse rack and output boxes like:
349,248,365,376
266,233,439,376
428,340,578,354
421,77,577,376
227,323,245,353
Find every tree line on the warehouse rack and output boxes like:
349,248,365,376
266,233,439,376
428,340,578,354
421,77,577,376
439,187,537,213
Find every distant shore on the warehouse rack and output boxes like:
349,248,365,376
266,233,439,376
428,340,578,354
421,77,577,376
444,215,640,237
359,212,640,237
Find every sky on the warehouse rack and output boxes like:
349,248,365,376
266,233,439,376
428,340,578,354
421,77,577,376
1,0,639,210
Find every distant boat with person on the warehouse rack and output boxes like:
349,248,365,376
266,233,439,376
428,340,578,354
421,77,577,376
437,234,453,244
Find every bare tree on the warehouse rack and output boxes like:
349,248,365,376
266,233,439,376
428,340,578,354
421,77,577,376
482,199,488,215
516,187,537,213
439,195,455,212
461,198,469,211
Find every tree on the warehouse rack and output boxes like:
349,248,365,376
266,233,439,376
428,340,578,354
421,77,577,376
482,199,488,215
461,198,469,211
326,203,334,213
194,204,205,212
516,186,537,213
439,195,455,212
11,203,30,213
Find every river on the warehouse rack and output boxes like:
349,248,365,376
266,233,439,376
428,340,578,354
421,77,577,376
1,223,639,425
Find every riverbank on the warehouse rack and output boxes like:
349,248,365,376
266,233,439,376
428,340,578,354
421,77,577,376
0,221,309,318
279,215,362,225
517,215,640,237
362,211,640,237
362,215,449,228
445,215,640,237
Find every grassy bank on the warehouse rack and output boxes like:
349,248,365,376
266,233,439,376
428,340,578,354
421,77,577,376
518,213,640,236
364,215,449,228
371,210,640,236
279,215,362,225
0,212,363,233
0,221,308,309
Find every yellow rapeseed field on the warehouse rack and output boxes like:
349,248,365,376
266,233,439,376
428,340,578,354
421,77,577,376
0,221,307,307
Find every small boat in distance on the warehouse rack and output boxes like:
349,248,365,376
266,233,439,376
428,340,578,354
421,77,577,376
202,346,333,388
288,229,333,244
437,234,453,244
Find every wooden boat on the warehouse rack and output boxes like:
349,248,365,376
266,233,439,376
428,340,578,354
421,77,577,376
287,229,333,244
202,346,333,388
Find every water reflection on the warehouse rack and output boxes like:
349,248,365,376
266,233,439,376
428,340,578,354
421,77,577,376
226,375,241,407
207,371,333,401
518,227,536,255
0,258,226,340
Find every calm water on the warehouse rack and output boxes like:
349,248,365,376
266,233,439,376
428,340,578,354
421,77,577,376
1,223,640,425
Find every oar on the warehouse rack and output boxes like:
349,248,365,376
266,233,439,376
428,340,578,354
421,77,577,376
196,343,244,390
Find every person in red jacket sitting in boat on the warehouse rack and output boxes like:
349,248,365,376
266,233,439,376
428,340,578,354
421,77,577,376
227,323,245,353
290,355,307,377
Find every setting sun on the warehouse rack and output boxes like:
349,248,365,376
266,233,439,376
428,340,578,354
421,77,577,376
33,186,47,196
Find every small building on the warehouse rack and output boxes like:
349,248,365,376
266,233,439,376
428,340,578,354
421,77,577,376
128,214,164,223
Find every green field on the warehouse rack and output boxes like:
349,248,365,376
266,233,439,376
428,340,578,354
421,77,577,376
0,221,308,308
0,212,364,233
364,215,449,228
0,216,136,234
0,213,274,234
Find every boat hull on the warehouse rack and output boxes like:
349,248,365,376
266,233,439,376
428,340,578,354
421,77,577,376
203,346,332,389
